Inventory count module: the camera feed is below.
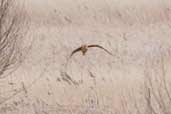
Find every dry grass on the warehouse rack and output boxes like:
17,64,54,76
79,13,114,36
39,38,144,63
1,0,171,114
0,0,29,79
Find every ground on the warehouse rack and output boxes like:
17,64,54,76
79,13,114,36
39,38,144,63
1,0,171,114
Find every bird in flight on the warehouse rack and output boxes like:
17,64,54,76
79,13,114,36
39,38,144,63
70,44,113,57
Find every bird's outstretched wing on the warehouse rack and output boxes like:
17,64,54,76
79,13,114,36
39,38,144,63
65,46,82,69
88,44,113,56
70,47,82,57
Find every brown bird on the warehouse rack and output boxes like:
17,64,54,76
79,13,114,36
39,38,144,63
70,44,113,57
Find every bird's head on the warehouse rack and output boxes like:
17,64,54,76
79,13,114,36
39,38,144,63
81,44,87,48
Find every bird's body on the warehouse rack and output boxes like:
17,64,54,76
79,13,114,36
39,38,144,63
80,44,88,55
70,44,113,57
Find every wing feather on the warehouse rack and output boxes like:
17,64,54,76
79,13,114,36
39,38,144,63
88,44,113,56
70,47,82,57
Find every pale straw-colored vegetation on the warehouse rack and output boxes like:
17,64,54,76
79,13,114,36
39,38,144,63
1,0,171,114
